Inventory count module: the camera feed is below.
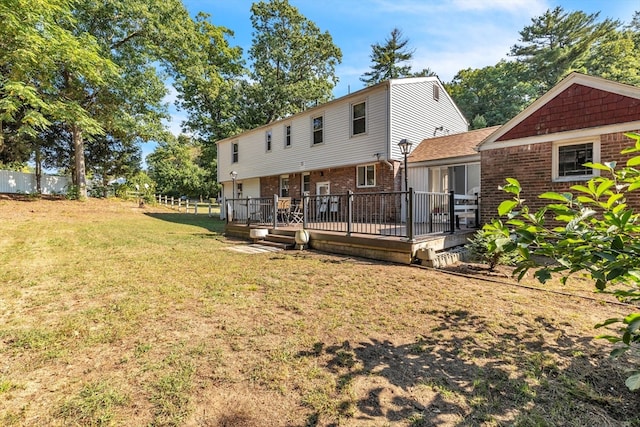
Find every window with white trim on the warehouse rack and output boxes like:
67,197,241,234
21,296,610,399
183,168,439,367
284,125,291,148
357,164,376,187
552,139,600,181
433,85,440,101
352,101,366,136
302,173,310,194
265,130,272,152
280,176,289,197
312,115,323,145
231,142,239,163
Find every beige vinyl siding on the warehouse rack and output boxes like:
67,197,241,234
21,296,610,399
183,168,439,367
389,79,468,160
218,85,390,181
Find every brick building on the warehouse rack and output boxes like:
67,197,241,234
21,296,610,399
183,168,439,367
477,73,640,224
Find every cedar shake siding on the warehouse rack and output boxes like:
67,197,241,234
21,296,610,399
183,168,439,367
497,84,640,141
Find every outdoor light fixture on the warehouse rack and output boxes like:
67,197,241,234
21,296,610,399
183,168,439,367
397,138,413,196
229,170,238,200
398,138,413,240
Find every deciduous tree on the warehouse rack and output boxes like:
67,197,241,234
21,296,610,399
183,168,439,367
243,0,342,126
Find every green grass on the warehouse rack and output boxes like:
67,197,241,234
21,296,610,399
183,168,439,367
0,198,638,426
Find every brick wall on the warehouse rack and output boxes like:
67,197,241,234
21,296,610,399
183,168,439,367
481,130,640,224
259,161,400,199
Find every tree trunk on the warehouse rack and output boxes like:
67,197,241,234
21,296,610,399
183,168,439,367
72,124,87,199
35,143,42,194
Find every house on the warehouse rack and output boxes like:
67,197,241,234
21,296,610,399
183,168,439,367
477,72,640,224
216,77,468,217
407,125,500,194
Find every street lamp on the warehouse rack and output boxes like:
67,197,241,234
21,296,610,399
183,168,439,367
229,170,238,200
397,138,412,197
398,138,413,240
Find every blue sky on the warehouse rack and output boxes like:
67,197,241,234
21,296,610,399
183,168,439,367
151,0,638,159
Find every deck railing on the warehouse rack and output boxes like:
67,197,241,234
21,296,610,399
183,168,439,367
225,189,479,239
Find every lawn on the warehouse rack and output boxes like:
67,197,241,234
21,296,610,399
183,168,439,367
0,196,638,426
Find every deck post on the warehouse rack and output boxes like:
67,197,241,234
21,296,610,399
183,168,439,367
347,190,353,236
474,192,480,228
273,194,278,229
407,188,414,241
449,190,455,234
302,193,308,229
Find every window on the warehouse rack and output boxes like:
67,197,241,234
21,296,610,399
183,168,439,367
265,130,272,152
433,85,440,101
280,176,289,197
302,173,310,194
232,142,238,163
284,125,291,147
357,164,376,187
352,101,366,135
236,183,243,198
312,115,323,145
553,140,600,181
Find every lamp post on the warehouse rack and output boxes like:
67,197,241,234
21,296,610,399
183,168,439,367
398,138,413,240
397,138,412,200
229,170,238,200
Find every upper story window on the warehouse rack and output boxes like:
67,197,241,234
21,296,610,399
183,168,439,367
284,125,291,148
552,139,600,182
433,85,440,101
352,101,366,136
265,130,272,152
312,115,324,145
357,164,376,188
232,142,239,163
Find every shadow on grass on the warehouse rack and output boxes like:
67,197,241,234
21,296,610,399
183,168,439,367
144,212,226,234
301,309,640,426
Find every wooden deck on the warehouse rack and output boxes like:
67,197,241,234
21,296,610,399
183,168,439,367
225,223,476,265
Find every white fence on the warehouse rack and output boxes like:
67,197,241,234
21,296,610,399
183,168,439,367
0,170,70,195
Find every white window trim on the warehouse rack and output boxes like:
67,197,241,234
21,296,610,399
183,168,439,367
311,114,324,146
280,174,290,197
231,142,239,164
356,164,376,188
284,124,292,148
265,129,272,152
552,138,600,182
301,172,310,195
351,99,367,137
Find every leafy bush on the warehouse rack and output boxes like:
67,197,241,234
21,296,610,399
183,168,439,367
465,227,520,271
488,132,640,390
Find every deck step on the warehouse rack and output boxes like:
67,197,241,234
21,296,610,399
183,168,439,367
263,233,296,250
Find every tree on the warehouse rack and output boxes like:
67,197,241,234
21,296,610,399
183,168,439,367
510,7,619,96
171,13,245,143
446,61,537,127
578,23,640,86
484,133,640,390
244,0,342,126
360,28,415,86
146,134,212,198
0,0,116,191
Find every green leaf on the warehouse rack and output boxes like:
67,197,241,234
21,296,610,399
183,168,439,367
627,156,640,167
534,268,552,283
595,317,622,328
625,372,640,391
628,180,640,192
498,200,518,216
539,192,572,202
583,162,612,171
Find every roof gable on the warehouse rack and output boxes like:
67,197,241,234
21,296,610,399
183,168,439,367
479,73,640,149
